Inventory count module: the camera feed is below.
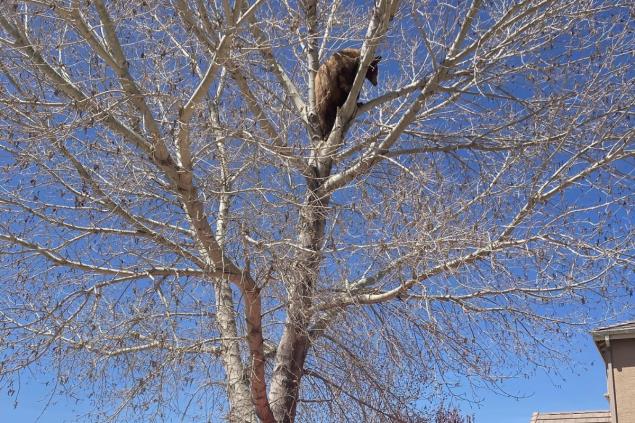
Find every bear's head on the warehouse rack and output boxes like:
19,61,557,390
366,56,382,86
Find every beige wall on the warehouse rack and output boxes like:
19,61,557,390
611,338,635,423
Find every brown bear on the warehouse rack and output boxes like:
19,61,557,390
314,48,381,137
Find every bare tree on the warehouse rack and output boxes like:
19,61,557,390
0,0,632,421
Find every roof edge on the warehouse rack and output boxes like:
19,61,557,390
591,320,635,340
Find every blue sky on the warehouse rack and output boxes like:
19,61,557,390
465,335,609,422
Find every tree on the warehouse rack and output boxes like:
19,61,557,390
0,0,632,421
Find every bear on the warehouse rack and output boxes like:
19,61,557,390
314,48,381,137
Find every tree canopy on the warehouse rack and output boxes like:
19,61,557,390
0,0,633,421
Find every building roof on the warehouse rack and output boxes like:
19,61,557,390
591,319,635,342
529,411,611,423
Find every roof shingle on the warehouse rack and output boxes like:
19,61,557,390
593,320,635,332
591,319,635,342
529,411,611,423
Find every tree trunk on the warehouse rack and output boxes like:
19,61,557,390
269,172,330,422
214,279,258,422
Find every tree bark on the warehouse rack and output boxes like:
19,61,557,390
269,173,331,422
214,279,258,422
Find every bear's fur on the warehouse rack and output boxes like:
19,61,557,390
314,48,381,137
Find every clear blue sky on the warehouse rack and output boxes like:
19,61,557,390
464,335,609,423
0,333,611,423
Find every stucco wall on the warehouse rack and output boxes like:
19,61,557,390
612,338,635,423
